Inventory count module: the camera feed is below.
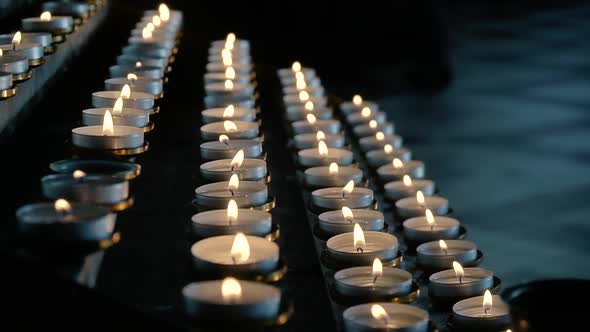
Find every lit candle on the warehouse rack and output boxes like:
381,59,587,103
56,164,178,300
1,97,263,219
298,141,354,167
83,97,150,128
194,175,268,208
201,105,256,124
200,149,267,182
280,73,321,88
282,84,325,98
72,111,145,150
92,85,155,112
206,62,252,76
191,199,272,237
277,61,316,79
0,31,44,65
312,181,374,209
191,233,279,274
21,11,74,36
452,291,511,331
204,80,255,99
200,120,259,140
183,278,281,321
346,107,386,126
122,43,172,59
403,210,460,243
105,74,164,97
429,262,494,299
291,114,341,135
283,90,327,108
286,101,333,122
358,131,402,152
334,259,413,297
395,191,449,219
0,32,52,54
128,27,175,50
304,162,363,188
200,135,262,160
16,199,116,242
0,48,30,79
41,2,90,22
293,130,345,150
41,170,129,205
416,240,478,270
318,207,384,235
110,63,164,80
0,71,13,94
365,145,412,168
117,52,169,70
343,303,429,332
376,158,425,183
327,224,399,265
48,159,141,180
339,94,379,116
384,175,435,201
204,67,251,85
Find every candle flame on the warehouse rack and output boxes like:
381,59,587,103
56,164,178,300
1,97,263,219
230,232,250,262
224,79,234,90
298,90,310,102
225,66,236,79
329,162,339,174
223,120,238,132
221,277,241,302
342,180,355,196
222,54,233,66
72,170,86,179
369,120,378,129
361,107,371,118
40,11,52,21
113,97,123,115
127,73,138,81
219,134,229,143
102,111,114,136
54,199,71,213
296,78,307,90
120,84,131,99
426,209,436,226
353,95,363,105
146,22,155,32
318,140,328,156
226,32,236,43
152,15,161,27
221,48,232,59
439,240,448,251
372,258,383,279
342,206,353,220
136,61,142,68
371,304,390,321
384,144,393,154
158,4,170,22
376,131,385,141
306,113,317,124
316,130,325,141
223,105,235,118
292,61,301,72
12,31,21,44
393,158,403,169
0,49,2,56
142,27,152,39
453,261,464,281
230,149,244,168
416,191,425,204
304,101,314,111
227,199,238,224
228,174,240,190
353,223,365,250
483,290,493,311
295,71,305,80
403,175,412,187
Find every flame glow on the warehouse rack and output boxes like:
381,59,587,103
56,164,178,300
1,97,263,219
135,61,142,68
226,33,236,44
102,111,114,136
376,131,385,141
403,175,413,187
369,120,378,129
393,158,403,169
223,105,235,118
329,162,339,175
224,79,234,90
304,101,314,111
120,84,131,99
372,258,383,279
0,49,3,56
225,66,236,79
230,232,250,262
142,27,152,39
113,97,123,115
296,78,307,90
72,170,86,179
353,95,363,105
221,48,232,59
54,199,71,213
342,206,353,220
353,223,365,250
318,140,328,156
292,61,301,72
219,134,229,143
227,199,238,224
306,113,317,124
221,277,241,302
371,304,390,322
222,54,232,66
295,71,305,81
40,11,52,21
426,209,435,226
439,240,448,251
384,144,393,154
230,149,244,168
152,15,161,27
158,4,170,22
361,107,371,118
228,174,240,190
342,180,355,196
298,91,310,102
127,73,138,81
453,261,464,282
223,120,238,132
146,22,155,32
12,31,21,44
316,130,325,141
483,290,493,312
416,191,425,205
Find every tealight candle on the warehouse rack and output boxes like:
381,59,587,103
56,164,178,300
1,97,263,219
92,87,155,111
104,76,163,97
109,64,164,79
298,141,354,167
294,131,345,150
207,53,251,64
16,199,116,242
353,121,395,138
42,2,90,21
0,71,13,93
192,200,272,237
145,5,184,27
205,80,254,98
41,171,129,205
0,32,43,65
366,145,412,168
319,207,384,235
403,211,460,243
335,259,413,297
343,303,429,332
129,28,176,42
327,224,398,265
283,85,325,97
204,95,255,109
0,49,30,78
291,115,341,135
358,132,402,152
204,71,251,85
395,191,449,219
416,240,478,270
183,278,281,321
281,75,321,88
346,108,386,126
452,291,511,331
72,111,144,150
200,150,267,182
384,176,435,201
200,120,259,140
376,159,425,183
117,53,168,69
0,32,52,53
22,12,74,35
195,175,268,208
283,93,327,108
304,163,363,188
206,62,252,76
209,44,250,57
200,136,262,160
312,181,373,209
201,105,256,124
340,95,379,116
128,35,175,51
429,263,494,299
191,233,279,274
122,44,171,59
286,103,333,122
82,98,149,128
277,62,315,79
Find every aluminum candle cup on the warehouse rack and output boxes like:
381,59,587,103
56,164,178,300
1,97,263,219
286,105,333,122
376,160,425,183
294,133,345,150
304,166,363,188
346,111,386,127
319,209,384,235
195,181,268,208
452,295,511,331
395,196,449,219
340,100,379,116
128,36,175,51
191,235,279,274
298,148,354,167
82,108,149,128
71,126,144,150
16,202,116,242
0,43,44,64
109,64,164,79
283,85,325,97
384,179,435,201
204,72,251,85
200,139,262,160
117,54,168,70
41,174,128,205
0,52,29,77
327,231,398,265
359,134,402,152
0,33,52,50
343,303,429,332
403,216,460,243
200,158,267,182
335,267,412,297
201,107,256,124
429,268,494,299
0,71,13,91
42,2,90,20
122,44,171,59
366,147,412,168
200,121,259,140
416,240,478,270
312,187,374,209
192,209,272,237
283,95,327,108
22,16,74,35
353,122,395,138
104,77,163,97
92,91,154,111
49,159,141,180
291,119,341,135
183,280,281,321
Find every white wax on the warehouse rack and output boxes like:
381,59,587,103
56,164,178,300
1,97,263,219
312,187,374,209
366,147,412,168
429,268,494,298
327,231,399,265
195,181,268,208
191,209,272,237
452,295,511,331
343,303,429,332
293,132,345,150
318,209,384,234
200,121,259,140
92,91,154,111
384,179,435,201
376,160,425,183
403,216,460,242
82,108,149,128
201,107,256,123
200,158,267,182
395,196,449,219
304,166,363,188
334,267,413,297
358,134,402,152
298,148,353,167
71,125,144,150
200,139,262,160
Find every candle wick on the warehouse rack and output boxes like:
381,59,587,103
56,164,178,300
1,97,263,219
232,256,236,265
356,247,364,253
430,225,434,232
459,276,462,284
228,189,235,197
223,141,229,146
373,275,378,285
345,217,353,223
443,248,448,255
484,307,489,315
